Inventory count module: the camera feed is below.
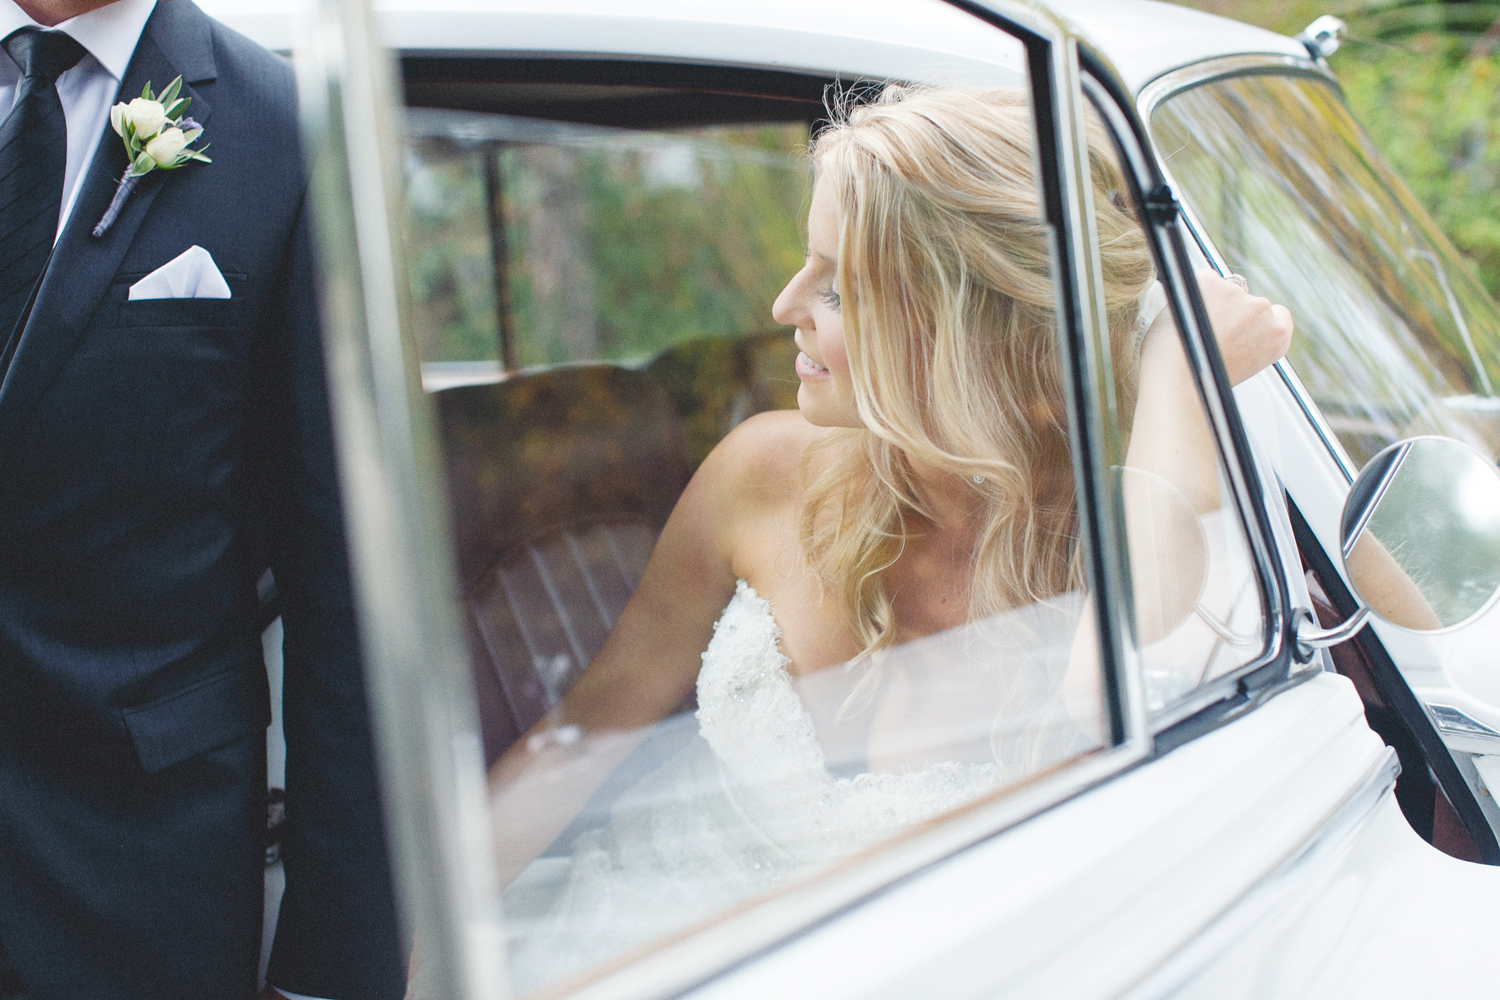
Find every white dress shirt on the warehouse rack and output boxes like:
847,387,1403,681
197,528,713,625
0,0,155,239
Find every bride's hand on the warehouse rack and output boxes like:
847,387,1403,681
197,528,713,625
1193,271,1294,386
1139,271,1293,388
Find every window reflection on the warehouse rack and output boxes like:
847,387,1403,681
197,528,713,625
1152,74,1500,466
403,111,809,390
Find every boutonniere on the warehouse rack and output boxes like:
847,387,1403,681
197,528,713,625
91,76,211,238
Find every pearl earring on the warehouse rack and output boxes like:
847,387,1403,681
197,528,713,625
972,474,985,484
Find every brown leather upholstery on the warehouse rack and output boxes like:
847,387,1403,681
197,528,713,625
435,365,691,763
645,329,800,468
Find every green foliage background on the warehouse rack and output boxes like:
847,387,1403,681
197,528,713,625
1169,0,1500,299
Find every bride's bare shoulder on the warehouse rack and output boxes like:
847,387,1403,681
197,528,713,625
694,409,821,503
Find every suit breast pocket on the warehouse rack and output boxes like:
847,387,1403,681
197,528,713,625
117,297,246,329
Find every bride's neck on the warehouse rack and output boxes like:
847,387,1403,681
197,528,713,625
903,454,984,532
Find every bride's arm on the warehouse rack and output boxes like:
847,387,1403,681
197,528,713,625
1120,271,1292,640
485,414,790,887
1062,274,1292,734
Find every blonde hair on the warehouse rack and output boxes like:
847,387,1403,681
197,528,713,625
800,85,1155,663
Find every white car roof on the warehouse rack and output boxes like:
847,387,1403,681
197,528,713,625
1048,0,1307,93
198,0,1309,97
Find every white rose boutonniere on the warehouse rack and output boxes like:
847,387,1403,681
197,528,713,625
92,76,211,238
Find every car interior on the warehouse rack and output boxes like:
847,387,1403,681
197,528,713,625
404,62,826,763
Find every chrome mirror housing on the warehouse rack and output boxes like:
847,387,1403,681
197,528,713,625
1341,436,1500,631
1296,435,1500,660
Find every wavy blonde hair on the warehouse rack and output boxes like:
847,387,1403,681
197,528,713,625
800,85,1155,663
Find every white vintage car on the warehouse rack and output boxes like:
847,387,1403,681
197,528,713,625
208,0,1500,997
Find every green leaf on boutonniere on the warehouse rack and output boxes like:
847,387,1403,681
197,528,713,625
94,74,209,235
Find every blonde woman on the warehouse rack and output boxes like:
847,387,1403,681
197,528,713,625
485,86,1292,990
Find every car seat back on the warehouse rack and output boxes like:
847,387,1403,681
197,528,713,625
435,365,690,763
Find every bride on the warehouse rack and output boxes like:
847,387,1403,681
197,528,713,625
485,85,1293,992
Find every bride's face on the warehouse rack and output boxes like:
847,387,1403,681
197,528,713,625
773,175,861,428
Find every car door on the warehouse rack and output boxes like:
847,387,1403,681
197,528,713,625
1142,58,1500,862
281,0,1481,996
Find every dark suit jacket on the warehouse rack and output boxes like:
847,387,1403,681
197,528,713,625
0,3,403,997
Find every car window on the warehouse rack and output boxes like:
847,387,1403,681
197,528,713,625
1082,96,1273,723
299,0,1288,986
405,111,809,403
414,63,1176,993
1149,72,1500,839
1150,73,1500,469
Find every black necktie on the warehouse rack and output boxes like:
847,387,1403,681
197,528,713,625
0,28,86,343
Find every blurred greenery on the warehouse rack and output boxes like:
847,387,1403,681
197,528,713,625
510,125,808,367
1168,0,1500,300
405,139,502,363
403,123,809,369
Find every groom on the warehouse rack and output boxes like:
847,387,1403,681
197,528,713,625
0,1,403,998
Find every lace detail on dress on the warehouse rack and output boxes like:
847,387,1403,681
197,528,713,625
499,580,1006,994
695,581,1000,866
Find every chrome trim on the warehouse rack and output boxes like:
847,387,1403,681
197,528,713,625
1120,747,1400,1000
1135,53,1336,120
293,2,506,998
1292,606,1371,662
1431,704,1500,739
1275,360,1358,483
1050,37,1154,756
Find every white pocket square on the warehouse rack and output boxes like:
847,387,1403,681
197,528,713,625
128,245,232,300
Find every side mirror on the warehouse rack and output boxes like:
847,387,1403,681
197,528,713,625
1296,436,1500,659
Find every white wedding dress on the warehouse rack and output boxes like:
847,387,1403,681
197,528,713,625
497,580,1072,994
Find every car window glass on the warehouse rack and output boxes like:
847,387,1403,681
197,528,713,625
404,111,809,404
1086,103,1272,720
1150,74,1500,468
414,62,1175,993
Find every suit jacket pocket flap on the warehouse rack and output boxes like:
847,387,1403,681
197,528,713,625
117,297,244,329
123,665,269,774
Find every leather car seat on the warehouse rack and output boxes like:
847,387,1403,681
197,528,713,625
644,329,799,469
434,364,691,764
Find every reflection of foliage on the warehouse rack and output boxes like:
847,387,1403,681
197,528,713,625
1168,0,1500,304
404,139,501,363
1334,33,1500,302
402,124,809,370
1153,75,1500,465
504,124,809,368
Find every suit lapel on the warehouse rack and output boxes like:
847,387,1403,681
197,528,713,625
0,0,216,459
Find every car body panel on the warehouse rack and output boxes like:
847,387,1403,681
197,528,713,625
688,674,1500,1000
205,0,1025,85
